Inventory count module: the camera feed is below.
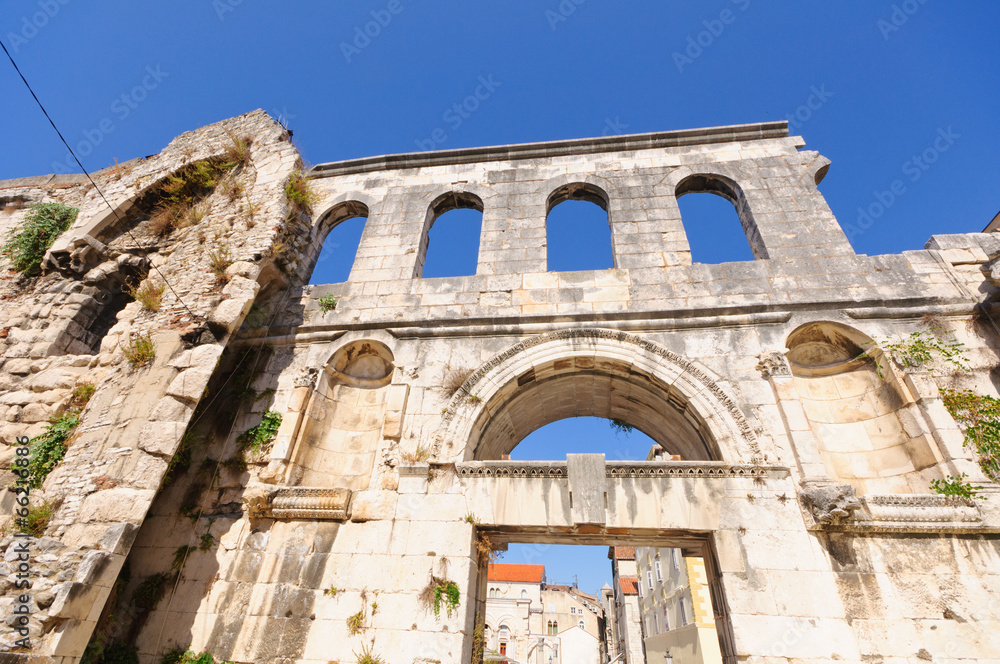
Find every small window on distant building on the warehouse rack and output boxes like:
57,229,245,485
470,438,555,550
647,571,653,589
578,620,585,630
521,589,528,599
664,606,670,631
570,607,575,614
679,596,689,626
655,560,662,581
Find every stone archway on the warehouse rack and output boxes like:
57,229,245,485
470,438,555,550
435,329,762,463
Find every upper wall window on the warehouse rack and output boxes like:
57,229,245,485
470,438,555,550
419,191,483,278
676,174,760,263
309,201,368,284
546,183,614,272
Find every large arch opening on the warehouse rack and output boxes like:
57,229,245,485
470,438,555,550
473,366,718,462
438,330,758,464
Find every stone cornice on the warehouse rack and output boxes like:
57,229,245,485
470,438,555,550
308,121,790,178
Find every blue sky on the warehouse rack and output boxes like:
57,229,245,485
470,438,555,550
3,0,998,599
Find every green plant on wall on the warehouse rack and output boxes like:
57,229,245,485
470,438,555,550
317,294,338,312
941,388,1000,484
864,328,969,378
0,202,78,274
28,412,80,489
433,581,460,617
930,473,985,501
236,410,282,457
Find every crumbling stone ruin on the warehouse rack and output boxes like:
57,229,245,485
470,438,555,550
0,111,998,664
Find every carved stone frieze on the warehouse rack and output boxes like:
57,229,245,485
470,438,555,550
242,485,352,520
457,460,773,479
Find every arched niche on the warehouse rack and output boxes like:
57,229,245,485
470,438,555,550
289,339,395,489
435,329,760,463
786,321,938,493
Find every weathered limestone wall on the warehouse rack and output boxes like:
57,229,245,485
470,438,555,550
1,118,999,664
0,110,301,660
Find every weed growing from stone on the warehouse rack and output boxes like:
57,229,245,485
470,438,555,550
28,412,79,488
236,410,282,458
0,202,78,274
172,545,196,572
86,640,138,664
199,533,215,552
160,650,230,664
224,131,252,169
347,609,366,635
317,294,338,312
121,332,156,368
324,586,339,598
207,244,232,284
433,580,461,617
609,418,634,437
163,432,195,487
284,169,316,214
930,473,984,500
864,328,969,378
353,643,385,664
158,647,187,664
129,279,166,311
71,382,97,408
132,573,171,611
21,500,56,537
401,444,431,463
941,388,1000,483
441,363,474,394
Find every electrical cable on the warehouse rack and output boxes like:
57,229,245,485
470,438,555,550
1,38,201,324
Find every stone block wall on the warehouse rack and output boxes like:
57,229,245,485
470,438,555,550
1,117,999,664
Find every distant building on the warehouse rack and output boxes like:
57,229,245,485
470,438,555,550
634,547,723,664
484,563,603,664
607,547,646,664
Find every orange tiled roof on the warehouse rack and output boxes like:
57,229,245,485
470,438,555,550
488,563,545,583
619,577,639,595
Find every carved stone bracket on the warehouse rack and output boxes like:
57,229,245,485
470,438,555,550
294,367,320,388
801,483,862,526
756,351,791,378
242,485,352,520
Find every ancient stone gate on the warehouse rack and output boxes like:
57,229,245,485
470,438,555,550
1,112,999,664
